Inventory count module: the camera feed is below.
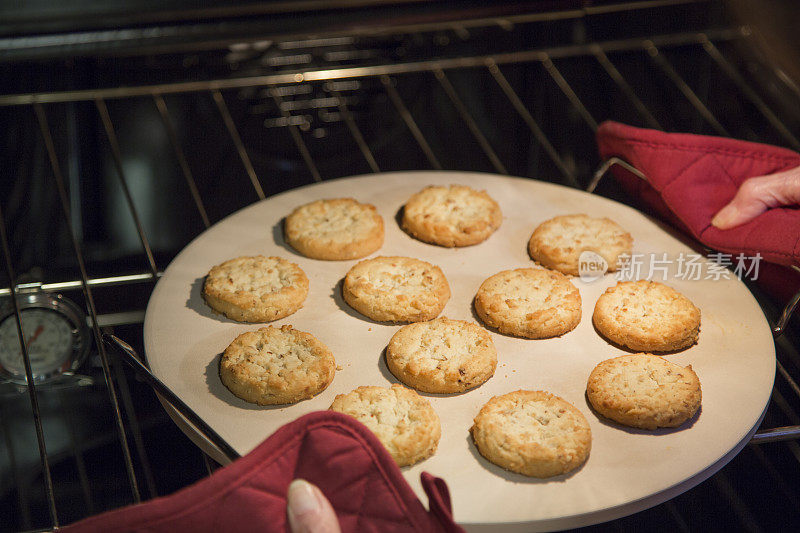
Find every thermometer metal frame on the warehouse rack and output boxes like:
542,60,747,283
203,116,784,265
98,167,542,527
0,291,91,384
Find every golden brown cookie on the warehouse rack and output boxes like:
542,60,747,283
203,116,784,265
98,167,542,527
219,325,335,405
386,317,497,393
343,256,450,323
593,280,701,352
474,268,581,339
528,214,633,276
586,353,701,429
203,255,309,322
401,184,502,247
471,390,592,478
329,384,441,466
285,198,384,260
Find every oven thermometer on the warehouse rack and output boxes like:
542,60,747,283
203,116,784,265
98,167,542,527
0,292,91,384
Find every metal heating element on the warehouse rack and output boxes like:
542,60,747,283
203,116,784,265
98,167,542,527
1,1,800,530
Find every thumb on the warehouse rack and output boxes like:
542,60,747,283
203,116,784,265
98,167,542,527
287,479,341,533
711,166,800,230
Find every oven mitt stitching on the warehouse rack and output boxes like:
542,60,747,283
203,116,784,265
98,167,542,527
597,127,800,162
660,152,710,192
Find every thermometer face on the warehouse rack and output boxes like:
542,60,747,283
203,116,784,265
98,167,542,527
0,308,76,379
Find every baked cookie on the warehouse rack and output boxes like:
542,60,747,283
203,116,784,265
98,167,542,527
203,255,309,322
343,256,450,322
593,280,701,352
329,384,441,466
219,325,335,405
401,184,502,247
586,353,701,429
386,317,497,393
285,198,384,260
471,390,592,478
474,268,581,339
528,214,633,276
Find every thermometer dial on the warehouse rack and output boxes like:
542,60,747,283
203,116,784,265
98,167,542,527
0,292,90,384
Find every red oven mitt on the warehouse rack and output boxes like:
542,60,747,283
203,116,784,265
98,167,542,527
596,120,800,301
63,411,463,533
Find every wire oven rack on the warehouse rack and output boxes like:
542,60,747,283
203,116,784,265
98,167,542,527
1,1,800,530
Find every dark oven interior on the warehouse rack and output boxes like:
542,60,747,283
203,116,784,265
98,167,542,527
1,0,800,531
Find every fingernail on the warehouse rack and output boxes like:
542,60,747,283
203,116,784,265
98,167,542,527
711,205,736,229
287,479,320,522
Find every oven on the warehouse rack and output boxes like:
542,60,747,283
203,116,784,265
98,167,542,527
1,0,799,530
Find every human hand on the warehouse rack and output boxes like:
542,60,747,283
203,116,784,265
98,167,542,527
287,479,341,533
711,165,800,229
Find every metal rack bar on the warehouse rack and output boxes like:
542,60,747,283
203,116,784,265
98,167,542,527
0,1,714,62
592,45,662,130
211,89,266,200
786,439,800,466
583,0,709,15
540,54,599,132
765,388,800,458
434,67,508,174
701,37,800,152
0,29,744,107
90,310,146,327
776,322,800,374
777,359,800,402
0,202,58,528
112,357,159,499
751,426,800,444
776,69,800,101
587,156,648,193
59,391,95,515
644,41,730,136
333,90,380,173
0,272,161,297
33,103,142,503
95,99,159,277
774,281,800,338
772,360,800,445
269,89,323,182
153,94,211,229
66,103,84,242
380,75,442,170
202,452,217,477
104,334,240,462
711,471,761,532
762,389,800,463
487,59,577,186
751,355,800,443
746,444,800,509
663,501,691,533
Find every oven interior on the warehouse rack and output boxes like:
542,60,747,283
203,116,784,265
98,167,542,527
1,0,800,530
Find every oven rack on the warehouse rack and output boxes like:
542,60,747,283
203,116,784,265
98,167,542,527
1,10,800,531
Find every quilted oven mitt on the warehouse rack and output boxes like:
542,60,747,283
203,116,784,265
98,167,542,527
63,411,463,533
596,120,800,267
596,121,800,302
